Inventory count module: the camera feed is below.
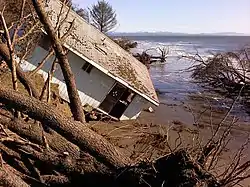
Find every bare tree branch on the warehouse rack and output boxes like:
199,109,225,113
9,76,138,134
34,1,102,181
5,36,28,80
31,0,85,123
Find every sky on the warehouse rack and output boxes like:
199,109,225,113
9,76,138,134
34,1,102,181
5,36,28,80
73,0,250,34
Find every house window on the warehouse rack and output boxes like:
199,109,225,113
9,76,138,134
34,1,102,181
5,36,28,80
82,62,93,73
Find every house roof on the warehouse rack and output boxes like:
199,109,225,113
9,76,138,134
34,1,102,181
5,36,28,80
45,0,159,105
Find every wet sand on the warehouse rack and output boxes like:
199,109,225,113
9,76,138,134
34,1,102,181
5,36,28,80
90,92,250,186
140,91,250,131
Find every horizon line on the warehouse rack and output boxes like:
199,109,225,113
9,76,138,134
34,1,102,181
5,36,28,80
110,31,250,36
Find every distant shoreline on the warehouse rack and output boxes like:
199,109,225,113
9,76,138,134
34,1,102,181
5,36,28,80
110,32,250,37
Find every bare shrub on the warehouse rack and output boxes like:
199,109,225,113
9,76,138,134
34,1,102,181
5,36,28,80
186,47,250,97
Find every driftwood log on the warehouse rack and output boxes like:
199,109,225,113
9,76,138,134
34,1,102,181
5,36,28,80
0,164,30,187
0,116,81,159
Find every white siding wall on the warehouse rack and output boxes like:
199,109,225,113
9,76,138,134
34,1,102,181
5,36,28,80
23,46,115,108
21,46,146,120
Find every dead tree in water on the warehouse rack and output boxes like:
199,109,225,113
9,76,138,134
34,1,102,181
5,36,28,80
133,46,169,68
113,38,138,52
133,51,151,69
183,47,250,98
111,38,169,68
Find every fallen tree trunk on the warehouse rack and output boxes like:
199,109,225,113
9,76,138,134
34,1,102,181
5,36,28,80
0,86,130,169
1,140,110,186
40,175,70,186
2,140,107,176
0,163,30,187
0,125,110,177
0,43,40,98
2,137,221,187
1,154,45,187
0,114,222,186
0,143,32,176
0,129,109,185
0,115,81,159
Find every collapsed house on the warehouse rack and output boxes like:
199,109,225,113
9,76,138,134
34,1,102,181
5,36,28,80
20,0,159,120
